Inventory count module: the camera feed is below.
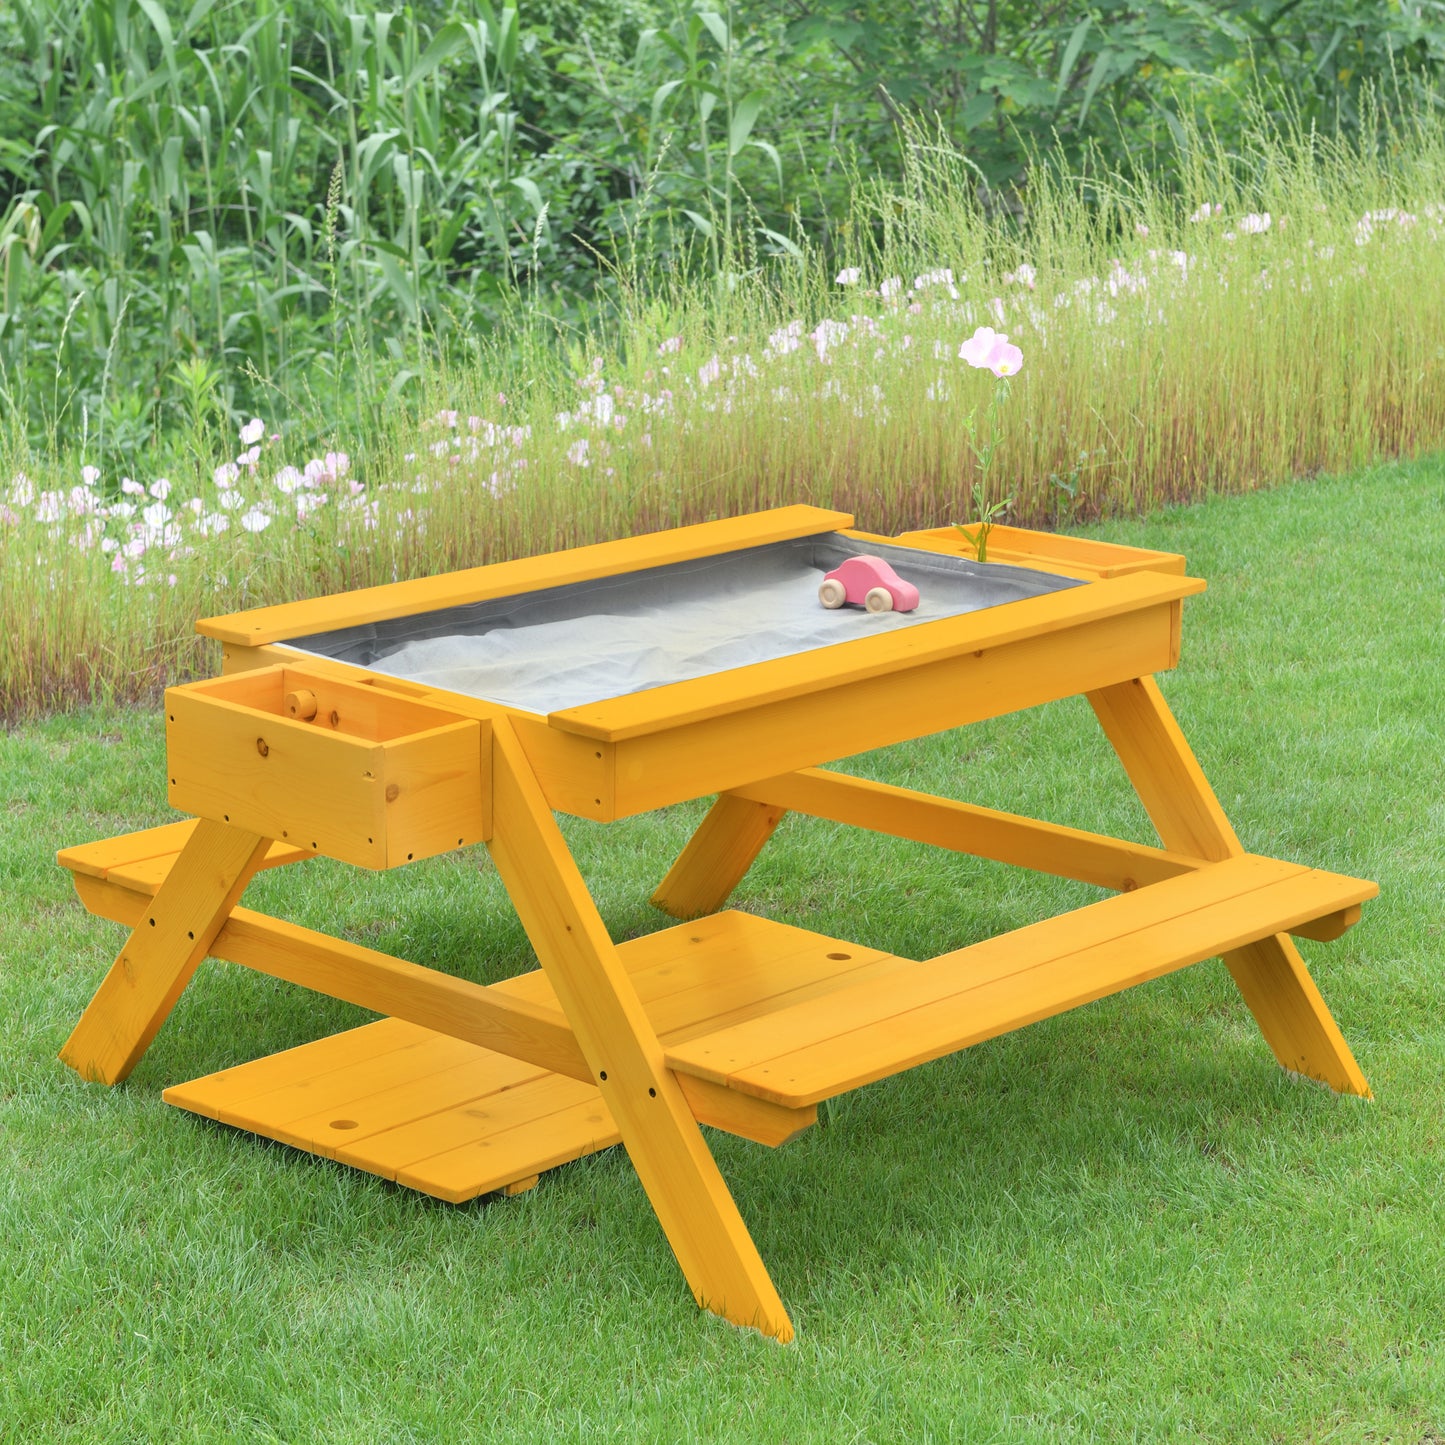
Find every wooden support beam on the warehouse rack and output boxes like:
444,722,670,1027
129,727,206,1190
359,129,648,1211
733,768,1207,893
651,794,787,919
71,873,589,1084
60,819,270,1085
1088,676,1373,1098
488,716,794,1341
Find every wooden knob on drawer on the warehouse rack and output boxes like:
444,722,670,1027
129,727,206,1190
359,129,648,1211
284,688,318,720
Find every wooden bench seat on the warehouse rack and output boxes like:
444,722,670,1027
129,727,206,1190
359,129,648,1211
58,827,1374,1132
665,854,1377,1108
58,819,309,887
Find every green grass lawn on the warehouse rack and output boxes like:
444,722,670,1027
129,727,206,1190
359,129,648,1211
3,459,1443,1442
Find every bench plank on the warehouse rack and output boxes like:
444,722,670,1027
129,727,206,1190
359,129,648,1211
58,819,309,881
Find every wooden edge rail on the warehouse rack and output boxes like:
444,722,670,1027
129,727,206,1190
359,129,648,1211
548,570,1207,742
725,768,1361,944
197,505,854,646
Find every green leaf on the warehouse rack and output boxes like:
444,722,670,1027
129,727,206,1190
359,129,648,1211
748,138,784,193
651,78,685,131
1078,47,1115,128
409,23,468,87
696,9,729,52
510,176,545,215
961,92,995,129
386,368,420,405
376,250,419,325
682,208,714,237
498,7,520,77
1055,18,1091,108
757,226,802,258
134,0,179,86
728,91,764,156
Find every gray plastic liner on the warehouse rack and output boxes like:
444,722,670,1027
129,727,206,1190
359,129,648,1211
284,532,1082,716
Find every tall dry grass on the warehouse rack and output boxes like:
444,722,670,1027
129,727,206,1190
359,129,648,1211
4,105,1444,717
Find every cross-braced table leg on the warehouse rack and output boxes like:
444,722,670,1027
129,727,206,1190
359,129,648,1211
1088,675,1371,1097
651,793,786,920
488,719,794,1341
60,818,271,1085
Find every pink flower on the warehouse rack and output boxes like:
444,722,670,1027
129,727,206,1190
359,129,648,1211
914,267,959,297
698,355,721,387
959,325,1024,377
213,461,240,486
239,417,265,445
121,477,146,496
766,321,803,356
879,276,903,301
835,267,861,286
240,507,272,533
1239,212,1271,234
149,477,171,500
81,464,101,487
811,319,848,362
566,438,590,466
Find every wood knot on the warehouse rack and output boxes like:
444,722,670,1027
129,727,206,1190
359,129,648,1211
255,737,269,757
385,782,400,802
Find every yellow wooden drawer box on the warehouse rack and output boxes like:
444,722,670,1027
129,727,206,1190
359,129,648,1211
165,665,489,869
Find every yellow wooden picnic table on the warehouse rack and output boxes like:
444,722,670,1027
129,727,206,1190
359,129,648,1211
57,505,1376,1341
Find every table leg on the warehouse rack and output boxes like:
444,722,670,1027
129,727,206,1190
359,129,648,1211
651,793,786,919
60,818,270,1085
489,719,794,1341
1088,676,1371,1098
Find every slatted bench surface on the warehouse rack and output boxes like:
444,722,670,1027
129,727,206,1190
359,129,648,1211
63,826,1374,1187
502,910,908,1046
58,819,309,886
665,854,1377,1108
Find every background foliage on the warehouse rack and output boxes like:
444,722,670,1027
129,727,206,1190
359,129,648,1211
1,0,1442,463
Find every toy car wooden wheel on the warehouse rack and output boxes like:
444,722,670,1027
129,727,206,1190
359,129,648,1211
864,586,894,614
818,578,847,609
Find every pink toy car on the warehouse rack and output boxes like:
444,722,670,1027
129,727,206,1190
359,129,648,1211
818,555,920,613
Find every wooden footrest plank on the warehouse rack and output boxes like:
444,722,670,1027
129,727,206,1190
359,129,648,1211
163,1018,619,1203
499,909,908,1046
666,855,1378,1107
